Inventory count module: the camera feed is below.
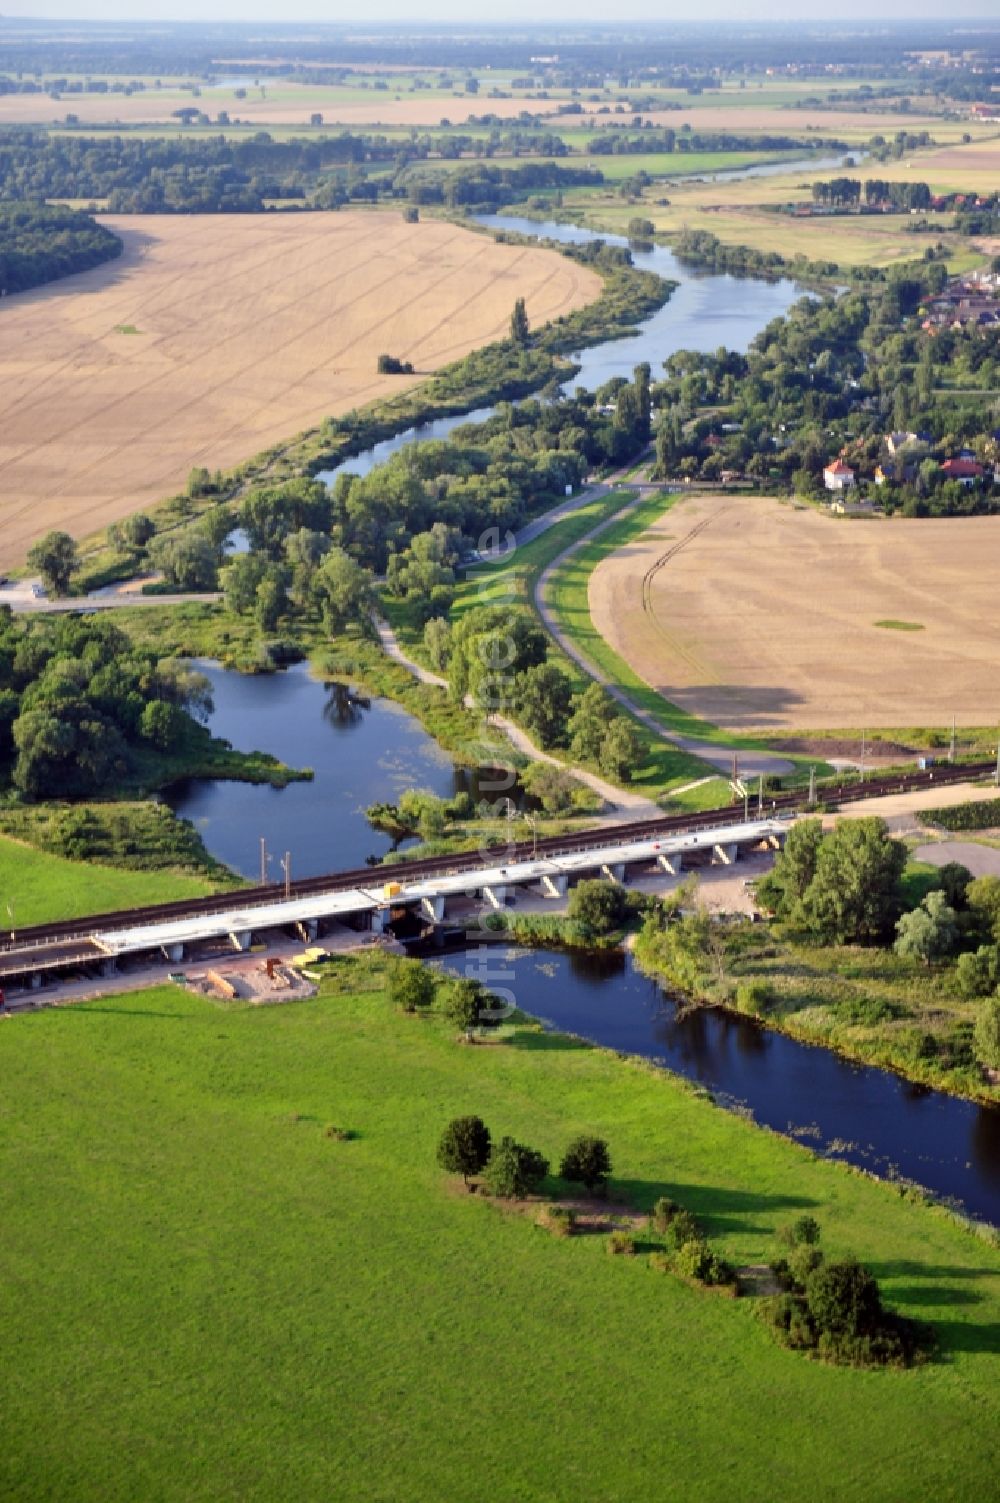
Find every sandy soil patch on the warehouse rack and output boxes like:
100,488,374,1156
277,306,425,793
0,211,599,568
589,493,1000,732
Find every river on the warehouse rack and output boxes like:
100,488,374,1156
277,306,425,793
314,212,805,488
161,217,1000,1225
436,945,1000,1227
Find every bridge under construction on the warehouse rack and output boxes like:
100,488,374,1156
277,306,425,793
0,816,787,992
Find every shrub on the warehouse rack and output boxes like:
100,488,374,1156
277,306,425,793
955,945,1000,1000
387,957,437,1013
567,879,629,936
536,1204,576,1238
788,1244,824,1286
974,997,1000,1071
734,979,773,1017
483,1136,549,1199
664,1209,702,1250
781,1215,822,1248
559,1135,612,1193
607,1231,637,1256
437,1115,492,1187
651,1196,680,1235
673,1239,734,1287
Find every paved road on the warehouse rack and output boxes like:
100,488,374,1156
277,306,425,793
533,492,796,781
0,579,221,614
374,616,664,819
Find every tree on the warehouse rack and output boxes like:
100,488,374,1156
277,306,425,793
26,531,78,596
893,890,957,966
955,944,1000,1000
559,1135,612,1192
311,548,375,634
139,699,186,752
148,531,219,592
598,717,643,783
423,616,452,671
510,296,530,346
967,876,1000,944
483,1135,549,1199
799,818,907,945
974,997,1000,1072
934,861,973,910
439,976,503,1036
568,682,616,762
568,879,628,936
513,663,573,748
436,1115,491,1187
755,817,823,918
805,1258,883,1339
121,512,155,551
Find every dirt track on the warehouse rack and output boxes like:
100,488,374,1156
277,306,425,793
0,212,598,568
589,493,1000,732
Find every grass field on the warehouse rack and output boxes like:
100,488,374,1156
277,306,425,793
589,493,1000,733
2,962,999,1501
0,834,217,927
0,211,598,570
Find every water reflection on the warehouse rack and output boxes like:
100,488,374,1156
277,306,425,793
437,946,1000,1225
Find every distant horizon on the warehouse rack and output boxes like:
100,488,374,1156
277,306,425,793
3,5,1000,28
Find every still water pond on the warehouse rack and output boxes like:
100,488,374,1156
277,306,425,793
166,661,483,878
437,946,1000,1227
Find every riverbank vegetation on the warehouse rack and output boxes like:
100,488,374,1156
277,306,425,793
0,610,305,807
2,955,997,1498
635,818,1000,1102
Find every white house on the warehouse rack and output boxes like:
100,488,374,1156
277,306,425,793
823,459,856,492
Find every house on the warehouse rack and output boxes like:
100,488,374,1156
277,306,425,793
823,459,856,492
941,458,983,487
886,431,918,455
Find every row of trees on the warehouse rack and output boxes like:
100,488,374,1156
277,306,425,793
438,1113,611,1196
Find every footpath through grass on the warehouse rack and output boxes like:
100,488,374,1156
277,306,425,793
2,960,999,1501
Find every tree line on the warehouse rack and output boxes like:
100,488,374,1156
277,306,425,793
0,201,121,297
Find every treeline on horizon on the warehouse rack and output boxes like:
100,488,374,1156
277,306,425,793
0,19,997,80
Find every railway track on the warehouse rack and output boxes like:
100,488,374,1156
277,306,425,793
0,760,993,955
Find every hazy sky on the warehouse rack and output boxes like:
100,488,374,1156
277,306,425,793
3,1,997,23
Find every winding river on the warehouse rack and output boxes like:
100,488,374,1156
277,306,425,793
167,217,1000,1223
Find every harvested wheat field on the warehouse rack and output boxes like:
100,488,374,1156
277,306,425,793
0,212,599,568
589,493,1000,732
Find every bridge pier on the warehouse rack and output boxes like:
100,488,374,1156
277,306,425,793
420,895,446,923
713,843,739,866
601,862,626,884
541,873,568,899
162,942,184,963
657,853,684,875
229,930,252,952
483,884,508,910
295,919,319,942
370,908,388,934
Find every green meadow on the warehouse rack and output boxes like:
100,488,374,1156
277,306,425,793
2,961,999,1501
